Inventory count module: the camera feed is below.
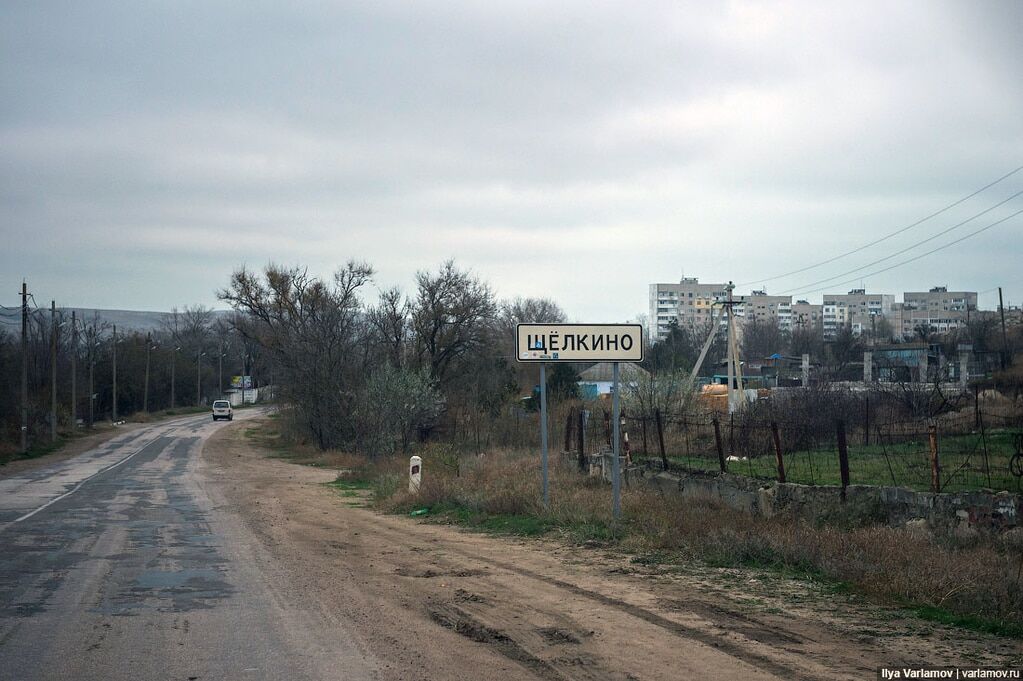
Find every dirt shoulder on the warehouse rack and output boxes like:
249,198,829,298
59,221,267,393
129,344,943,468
200,419,1022,681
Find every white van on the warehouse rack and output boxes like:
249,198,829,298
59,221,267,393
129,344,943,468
212,400,233,421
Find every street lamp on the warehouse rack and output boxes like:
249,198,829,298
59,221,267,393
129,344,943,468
170,346,181,408
196,351,206,407
143,333,157,413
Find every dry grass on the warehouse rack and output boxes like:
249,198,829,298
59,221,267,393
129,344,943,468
365,447,1023,631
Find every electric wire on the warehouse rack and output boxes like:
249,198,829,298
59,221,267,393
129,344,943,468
781,187,1023,294
737,164,1023,287
786,206,1023,297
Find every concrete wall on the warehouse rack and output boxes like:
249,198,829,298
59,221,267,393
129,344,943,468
640,467,1021,535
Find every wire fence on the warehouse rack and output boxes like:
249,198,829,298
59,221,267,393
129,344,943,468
552,404,1023,494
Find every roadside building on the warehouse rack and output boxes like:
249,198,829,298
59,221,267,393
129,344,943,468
577,362,650,398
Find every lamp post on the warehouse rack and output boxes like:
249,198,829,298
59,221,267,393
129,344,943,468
196,351,206,407
218,342,225,398
143,333,157,412
89,334,100,428
112,325,118,422
170,346,180,408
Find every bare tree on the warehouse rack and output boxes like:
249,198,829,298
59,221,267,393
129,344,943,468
219,262,374,449
411,261,497,384
368,286,409,369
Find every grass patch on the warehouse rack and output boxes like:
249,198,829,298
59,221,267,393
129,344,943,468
911,605,1023,639
328,478,372,491
665,428,1021,493
22,438,66,460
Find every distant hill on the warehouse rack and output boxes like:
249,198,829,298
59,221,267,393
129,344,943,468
0,307,234,332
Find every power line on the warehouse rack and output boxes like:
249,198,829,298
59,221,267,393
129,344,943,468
781,187,1023,294
737,164,1023,287
786,206,1023,297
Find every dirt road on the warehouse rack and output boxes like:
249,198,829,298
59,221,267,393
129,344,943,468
200,420,1021,680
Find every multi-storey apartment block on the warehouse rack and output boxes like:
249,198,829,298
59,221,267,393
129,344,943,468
648,280,980,344
821,289,894,337
791,300,824,331
649,278,730,340
903,286,977,313
744,290,794,330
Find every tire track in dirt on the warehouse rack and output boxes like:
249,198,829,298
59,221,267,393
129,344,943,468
358,516,830,681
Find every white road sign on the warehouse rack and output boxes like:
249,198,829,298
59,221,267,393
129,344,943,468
516,323,644,362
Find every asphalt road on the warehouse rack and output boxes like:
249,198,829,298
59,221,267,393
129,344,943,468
0,411,376,681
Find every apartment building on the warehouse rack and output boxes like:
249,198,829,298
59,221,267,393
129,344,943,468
891,305,969,338
903,286,977,313
821,289,894,337
744,291,794,330
649,278,730,340
648,280,979,344
791,300,824,330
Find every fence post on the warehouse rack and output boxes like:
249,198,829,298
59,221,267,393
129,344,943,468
978,412,992,489
641,416,648,456
836,419,850,501
974,384,980,429
577,408,586,472
928,424,940,493
655,409,668,471
564,408,574,453
771,421,786,483
863,396,870,446
712,418,726,473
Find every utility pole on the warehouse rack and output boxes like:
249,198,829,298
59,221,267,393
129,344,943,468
50,300,57,442
144,332,152,412
170,347,177,408
112,324,118,422
218,341,223,397
998,287,1009,370
724,282,746,413
88,324,95,427
20,281,29,454
71,310,77,433
196,350,203,407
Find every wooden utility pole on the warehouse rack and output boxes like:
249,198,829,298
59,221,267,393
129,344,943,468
50,300,57,442
999,287,1009,370
20,281,29,454
218,341,223,397
88,324,95,427
170,347,177,408
196,351,203,407
71,311,77,432
144,332,152,412
112,324,118,422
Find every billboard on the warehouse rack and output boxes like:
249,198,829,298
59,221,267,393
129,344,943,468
516,324,643,363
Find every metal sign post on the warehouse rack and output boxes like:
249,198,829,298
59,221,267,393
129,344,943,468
516,323,643,515
539,362,549,508
611,361,621,519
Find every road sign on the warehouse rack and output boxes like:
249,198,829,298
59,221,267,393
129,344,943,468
515,324,643,363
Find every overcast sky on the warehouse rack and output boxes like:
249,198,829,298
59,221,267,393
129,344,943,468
2,1,1022,321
